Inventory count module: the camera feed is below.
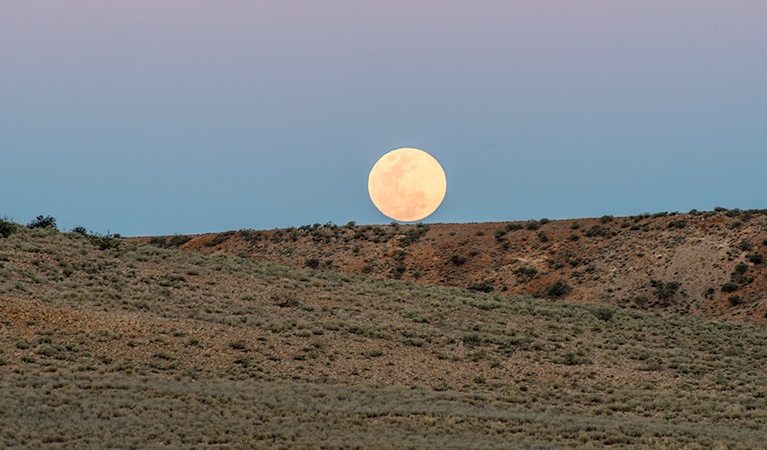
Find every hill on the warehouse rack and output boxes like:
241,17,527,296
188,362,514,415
136,209,767,326
1,218,767,448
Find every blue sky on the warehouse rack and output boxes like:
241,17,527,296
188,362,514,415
2,1,766,236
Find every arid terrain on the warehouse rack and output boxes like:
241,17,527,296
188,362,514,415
2,210,767,448
138,208,767,326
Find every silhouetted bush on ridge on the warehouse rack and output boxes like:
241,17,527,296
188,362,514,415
27,215,57,230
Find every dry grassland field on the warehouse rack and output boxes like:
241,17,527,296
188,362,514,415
2,212,767,449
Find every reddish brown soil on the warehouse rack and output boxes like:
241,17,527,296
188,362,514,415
130,210,767,326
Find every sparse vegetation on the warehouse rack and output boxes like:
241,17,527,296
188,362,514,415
2,212,767,448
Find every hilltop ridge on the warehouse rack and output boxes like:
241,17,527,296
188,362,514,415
134,209,767,326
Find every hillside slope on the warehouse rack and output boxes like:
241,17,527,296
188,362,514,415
2,224,767,448
138,209,767,326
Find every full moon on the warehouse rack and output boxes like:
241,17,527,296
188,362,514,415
368,148,447,222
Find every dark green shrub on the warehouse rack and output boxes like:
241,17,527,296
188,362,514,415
506,223,523,231
600,215,613,223
462,334,482,347
89,233,121,251
449,254,467,265
545,280,571,297
563,352,580,365
634,296,649,308
733,263,749,275
585,226,608,237
747,253,763,264
71,226,88,235
205,232,232,246
400,226,429,247
736,240,753,251
150,237,167,246
28,215,57,230
0,218,18,238
513,266,537,277
538,231,549,242
239,229,263,242
305,258,320,269
667,220,687,229
229,340,248,350
650,280,681,301
593,307,614,322
539,218,550,225
467,282,492,292
169,235,192,247
525,221,539,230
721,282,738,293
728,295,742,306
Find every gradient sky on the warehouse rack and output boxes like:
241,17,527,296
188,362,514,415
2,1,766,236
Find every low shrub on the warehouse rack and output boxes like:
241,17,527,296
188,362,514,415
721,282,738,293
585,226,608,238
449,254,467,265
0,218,18,238
593,307,614,322
462,334,482,347
545,280,571,297
467,282,492,292
513,266,537,277
650,280,681,301
747,253,763,264
563,352,580,365
169,235,192,247
28,215,57,230
71,226,88,235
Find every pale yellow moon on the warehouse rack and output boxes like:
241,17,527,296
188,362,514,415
368,148,447,222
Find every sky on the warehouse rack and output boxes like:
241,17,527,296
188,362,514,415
2,1,766,236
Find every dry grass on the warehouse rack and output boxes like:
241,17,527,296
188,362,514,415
147,210,767,326
2,225,767,448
